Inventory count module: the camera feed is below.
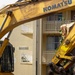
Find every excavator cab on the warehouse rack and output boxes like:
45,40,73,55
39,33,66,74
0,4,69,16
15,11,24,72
0,41,15,72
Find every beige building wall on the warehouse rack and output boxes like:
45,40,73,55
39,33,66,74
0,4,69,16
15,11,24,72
9,22,34,75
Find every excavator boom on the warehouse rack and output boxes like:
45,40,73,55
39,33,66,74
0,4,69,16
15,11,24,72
0,0,73,39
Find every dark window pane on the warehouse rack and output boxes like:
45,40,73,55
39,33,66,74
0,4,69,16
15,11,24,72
46,36,60,50
46,13,62,21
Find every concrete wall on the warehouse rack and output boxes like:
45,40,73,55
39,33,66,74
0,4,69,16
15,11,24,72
9,22,34,75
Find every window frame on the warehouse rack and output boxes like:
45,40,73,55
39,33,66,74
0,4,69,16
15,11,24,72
46,35,61,51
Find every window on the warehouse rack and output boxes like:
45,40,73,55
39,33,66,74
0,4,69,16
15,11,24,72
47,13,62,21
71,11,75,20
58,13,62,21
46,36,60,50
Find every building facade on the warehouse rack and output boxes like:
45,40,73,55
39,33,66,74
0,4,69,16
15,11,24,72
9,0,75,75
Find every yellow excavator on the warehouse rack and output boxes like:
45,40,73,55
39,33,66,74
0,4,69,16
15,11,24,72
0,0,75,75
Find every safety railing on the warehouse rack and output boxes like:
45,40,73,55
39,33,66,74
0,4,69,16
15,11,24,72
42,51,56,64
43,20,75,32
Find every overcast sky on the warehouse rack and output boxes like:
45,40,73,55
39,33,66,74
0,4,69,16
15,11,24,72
0,0,17,8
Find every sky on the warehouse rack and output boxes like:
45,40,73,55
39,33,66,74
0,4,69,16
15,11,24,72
0,0,17,8
0,0,17,40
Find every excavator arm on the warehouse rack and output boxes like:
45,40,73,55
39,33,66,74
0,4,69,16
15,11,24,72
0,0,73,39
48,23,75,75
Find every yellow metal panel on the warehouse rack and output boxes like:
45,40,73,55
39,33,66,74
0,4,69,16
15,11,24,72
13,8,24,21
0,14,7,27
2,16,11,30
